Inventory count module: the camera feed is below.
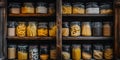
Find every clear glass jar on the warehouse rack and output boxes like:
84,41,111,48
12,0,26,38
8,45,16,59
49,3,55,14
37,22,48,37
9,3,21,14
70,21,80,37
16,22,26,37
36,2,47,14
93,44,103,59
22,2,34,13
50,46,56,60
86,2,99,14
62,3,72,14
73,2,85,14
40,45,49,60
103,22,111,37
18,45,28,60
49,22,56,37
92,22,102,36
104,45,113,59
29,45,39,60
72,45,81,60
62,45,71,60
27,22,37,37
62,22,69,37
82,22,92,36
8,21,16,37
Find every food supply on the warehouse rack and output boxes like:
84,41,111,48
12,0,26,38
22,2,34,13
62,22,69,36
62,3,72,14
8,45,16,59
49,22,56,37
49,3,55,14
8,21,16,37
36,2,47,13
103,22,111,37
104,45,113,59
62,45,70,60
9,3,21,14
50,46,56,60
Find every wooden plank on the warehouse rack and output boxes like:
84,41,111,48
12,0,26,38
9,14,53,17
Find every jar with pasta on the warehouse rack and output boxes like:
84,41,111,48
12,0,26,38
62,3,72,14
82,22,92,36
36,2,47,14
8,21,16,37
50,46,56,60
9,3,21,14
22,2,34,13
27,22,37,37
8,45,16,59
38,22,48,37
49,3,55,14
62,22,69,37
72,44,81,60
104,45,113,59
70,21,80,37
49,22,56,37
16,22,26,37
73,2,85,14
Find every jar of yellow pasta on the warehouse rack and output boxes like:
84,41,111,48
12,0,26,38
62,3,72,14
49,22,56,37
38,22,48,37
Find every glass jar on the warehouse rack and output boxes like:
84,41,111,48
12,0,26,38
93,44,103,59
8,21,16,37
82,22,92,36
16,22,26,37
104,45,113,59
103,22,111,37
49,22,56,37
72,45,81,60
62,22,69,37
18,45,28,60
49,3,55,14
70,21,80,37
50,46,56,60
22,2,34,13
29,45,39,60
73,2,85,14
27,22,37,37
82,44,92,60
40,45,49,60
100,3,113,14
92,22,102,36
9,3,21,14
86,2,99,14
8,45,16,59
36,2,47,14
37,22,48,37
62,45,71,60
62,3,72,14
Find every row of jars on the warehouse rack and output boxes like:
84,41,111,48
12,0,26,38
62,44,113,60
8,21,57,37
9,2,55,14
62,2,113,14
8,44,56,60
62,22,112,37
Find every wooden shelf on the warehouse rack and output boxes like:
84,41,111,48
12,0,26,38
63,37,113,40
7,37,55,40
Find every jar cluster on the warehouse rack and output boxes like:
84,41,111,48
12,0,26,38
62,21,112,37
9,2,55,14
62,2,113,14
7,21,57,37
62,44,113,60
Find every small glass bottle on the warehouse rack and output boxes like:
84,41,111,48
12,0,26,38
8,21,16,37
8,45,16,59
62,22,69,37
36,2,47,14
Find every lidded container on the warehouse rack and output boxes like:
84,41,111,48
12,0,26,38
50,46,56,60
49,3,55,14
8,45,16,59
62,3,72,14
36,2,47,14
9,3,21,14
49,22,56,37
22,2,34,13
104,45,113,59
8,21,16,37
62,22,69,37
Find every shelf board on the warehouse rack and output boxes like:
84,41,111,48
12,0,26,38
7,37,55,40
63,37,113,40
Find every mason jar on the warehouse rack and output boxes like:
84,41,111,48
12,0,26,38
36,2,47,14
8,21,16,37
62,22,69,37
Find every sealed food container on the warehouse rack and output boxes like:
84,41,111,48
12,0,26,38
104,45,113,59
100,3,113,14
50,46,56,60
72,44,81,60
49,22,56,37
82,44,92,60
92,22,102,36
27,22,37,37
62,3,72,14
49,3,55,14
93,44,103,59
86,2,99,14
22,2,34,13
40,45,49,60
9,3,21,14
16,22,26,37
70,21,80,37
18,45,28,60
73,2,85,14
62,22,69,37
36,2,47,14
82,22,92,36
8,45,16,59
62,45,71,60
38,22,48,36
8,21,16,37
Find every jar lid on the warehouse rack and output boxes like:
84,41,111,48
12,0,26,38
37,2,47,6
72,44,81,48
71,21,80,25
62,22,69,27
94,44,103,50
8,45,16,48
40,45,48,49
9,2,21,8
18,45,28,48
63,3,71,6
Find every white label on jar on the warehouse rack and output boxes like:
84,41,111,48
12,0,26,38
36,7,47,13
8,28,15,36
86,8,99,14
